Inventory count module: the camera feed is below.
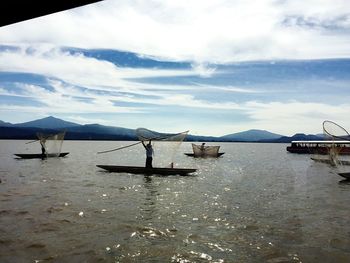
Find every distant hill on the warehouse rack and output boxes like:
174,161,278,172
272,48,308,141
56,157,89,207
0,120,12,127
220,129,283,142
269,133,324,143
66,124,137,140
0,126,137,141
0,126,64,140
186,134,223,142
0,117,137,140
13,116,80,129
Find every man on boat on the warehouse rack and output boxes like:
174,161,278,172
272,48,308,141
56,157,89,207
40,139,46,158
200,143,206,156
142,140,154,168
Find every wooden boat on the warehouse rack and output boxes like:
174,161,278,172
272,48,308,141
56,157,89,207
287,141,350,155
96,165,196,176
337,172,350,180
184,152,225,157
14,152,69,159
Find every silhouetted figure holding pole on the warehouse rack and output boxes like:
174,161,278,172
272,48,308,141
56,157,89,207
200,143,206,157
142,140,154,168
40,139,46,159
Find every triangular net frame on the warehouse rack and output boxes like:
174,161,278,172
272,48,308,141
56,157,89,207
37,131,66,157
136,128,188,167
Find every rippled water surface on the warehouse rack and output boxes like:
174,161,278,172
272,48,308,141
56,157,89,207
0,140,349,262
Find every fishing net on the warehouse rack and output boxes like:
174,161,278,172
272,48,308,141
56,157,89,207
323,120,350,141
192,143,220,157
136,128,188,142
312,121,350,169
37,131,66,157
136,128,188,167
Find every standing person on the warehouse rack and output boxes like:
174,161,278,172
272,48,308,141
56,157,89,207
200,143,206,156
142,140,154,168
40,139,46,158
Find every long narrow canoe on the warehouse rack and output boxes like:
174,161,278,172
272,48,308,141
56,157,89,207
97,165,196,176
338,172,350,180
184,153,225,158
14,152,69,159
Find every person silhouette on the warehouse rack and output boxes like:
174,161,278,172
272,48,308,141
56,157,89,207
142,140,154,168
40,139,46,159
200,143,206,156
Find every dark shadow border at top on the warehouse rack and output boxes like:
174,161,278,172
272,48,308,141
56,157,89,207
0,0,103,27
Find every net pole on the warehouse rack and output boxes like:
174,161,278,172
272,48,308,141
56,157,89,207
25,139,39,144
97,141,142,154
97,131,189,154
137,131,189,142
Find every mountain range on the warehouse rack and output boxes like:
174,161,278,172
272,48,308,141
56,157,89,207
0,116,323,142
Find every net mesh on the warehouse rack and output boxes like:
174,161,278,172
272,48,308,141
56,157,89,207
323,120,350,141
136,128,188,167
319,121,350,169
192,143,220,157
37,131,66,157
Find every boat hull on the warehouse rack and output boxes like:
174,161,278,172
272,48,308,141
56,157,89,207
286,141,350,155
287,146,350,154
97,165,196,176
14,152,69,159
338,172,350,179
184,153,225,158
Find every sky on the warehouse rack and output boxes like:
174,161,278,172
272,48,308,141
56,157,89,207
0,0,350,136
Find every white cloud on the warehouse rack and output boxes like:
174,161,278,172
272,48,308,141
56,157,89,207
241,101,350,135
138,93,242,110
191,63,217,77
0,0,349,63
2,82,144,115
0,46,243,112
180,100,350,136
0,45,195,90
194,84,267,93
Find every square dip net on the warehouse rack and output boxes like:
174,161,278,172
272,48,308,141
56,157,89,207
192,143,220,157
136,128,188,167
37,131,66,157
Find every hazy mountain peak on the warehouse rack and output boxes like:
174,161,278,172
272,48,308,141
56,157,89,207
14,116,81,129
0,120,12,127
221,129,283,141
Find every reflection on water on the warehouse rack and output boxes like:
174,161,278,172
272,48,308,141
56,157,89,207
0,140,349,262
140,176,158,222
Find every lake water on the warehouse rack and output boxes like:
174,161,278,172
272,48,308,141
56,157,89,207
0,140,349,262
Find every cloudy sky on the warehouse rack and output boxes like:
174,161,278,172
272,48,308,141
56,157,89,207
0,0,350,136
